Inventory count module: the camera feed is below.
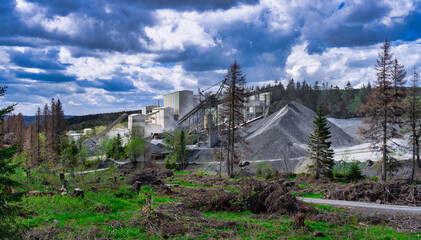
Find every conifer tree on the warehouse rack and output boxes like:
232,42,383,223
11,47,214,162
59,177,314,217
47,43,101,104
220,61,248,177
0,86,26,238
360,39,404,182
308,106,334,179
405,68,421,183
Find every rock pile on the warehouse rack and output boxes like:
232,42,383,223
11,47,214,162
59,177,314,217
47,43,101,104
244,101,356,160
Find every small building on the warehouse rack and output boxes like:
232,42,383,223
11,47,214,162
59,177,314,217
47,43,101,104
66,130,83,141
164,90,193,119
83,128,92,135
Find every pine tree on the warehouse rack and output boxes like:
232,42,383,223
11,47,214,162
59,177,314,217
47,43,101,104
220,61,248,177
405,68,421,183
360,39,403,182
0,86,26,238
308,106,334,179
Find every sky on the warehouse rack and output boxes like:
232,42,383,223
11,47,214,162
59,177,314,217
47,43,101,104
0,0,420,115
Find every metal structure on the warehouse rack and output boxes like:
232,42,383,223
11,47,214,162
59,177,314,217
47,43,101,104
176,81,281,147
176,80,226,147
93,113,128,141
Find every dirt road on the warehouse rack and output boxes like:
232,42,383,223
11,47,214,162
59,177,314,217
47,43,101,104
299,197,421,214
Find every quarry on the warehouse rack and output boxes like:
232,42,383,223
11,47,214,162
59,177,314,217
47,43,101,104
70,85,417,180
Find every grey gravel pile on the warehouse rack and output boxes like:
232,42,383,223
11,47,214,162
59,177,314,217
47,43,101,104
83,138,99,156
244,101,356,160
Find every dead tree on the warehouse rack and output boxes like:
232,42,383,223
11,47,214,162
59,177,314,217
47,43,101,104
360,39,405,182
220,61,248,177
405,68,421,183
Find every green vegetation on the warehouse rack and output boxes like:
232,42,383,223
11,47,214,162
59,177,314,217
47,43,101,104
0,87,27,239
291,192,324,199
308,106,335,179
125,137,146,164
5,164,420,239
105,133,126,160
333,161,364,182
164,130,188,170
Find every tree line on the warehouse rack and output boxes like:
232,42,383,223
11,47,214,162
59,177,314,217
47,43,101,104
1,99,67,168
254,78,372,118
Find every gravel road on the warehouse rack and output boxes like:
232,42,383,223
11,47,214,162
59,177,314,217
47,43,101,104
299,197,421,214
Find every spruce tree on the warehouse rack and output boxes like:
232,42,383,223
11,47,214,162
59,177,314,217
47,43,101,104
220,61,248,177
308,106,334,179
360,39,404,182
0,86,26,238
405,68,421,183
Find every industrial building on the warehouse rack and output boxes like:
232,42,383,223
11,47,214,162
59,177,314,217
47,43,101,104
129,90,195,138
163,90,194,119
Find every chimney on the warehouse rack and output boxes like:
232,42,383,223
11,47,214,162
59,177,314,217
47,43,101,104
158,99,160,107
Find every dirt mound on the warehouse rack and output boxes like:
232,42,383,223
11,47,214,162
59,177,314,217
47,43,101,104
184,178,315,214
245,101,356,160
326,180,421,206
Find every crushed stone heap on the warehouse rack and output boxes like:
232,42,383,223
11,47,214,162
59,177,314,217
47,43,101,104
244,101,356,160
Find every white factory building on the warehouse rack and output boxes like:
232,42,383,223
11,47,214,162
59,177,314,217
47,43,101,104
128,90,195,137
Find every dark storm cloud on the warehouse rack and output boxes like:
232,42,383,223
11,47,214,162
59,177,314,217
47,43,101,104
9,48,67,70
0,0,156,53
77,78,136,92
343,1,390,24
302,1,421,53
15,71,76,82
1,0,421,115
129,0,259,11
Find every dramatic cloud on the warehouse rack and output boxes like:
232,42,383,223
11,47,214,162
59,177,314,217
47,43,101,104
0,0,420,115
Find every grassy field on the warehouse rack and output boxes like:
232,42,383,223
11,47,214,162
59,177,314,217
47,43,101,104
10,166,421,239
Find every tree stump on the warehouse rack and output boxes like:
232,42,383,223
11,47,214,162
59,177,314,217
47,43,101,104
294,213,306,228
313,230,325,237
74,188,84,198
134,181,142,194
59,173,65,181
62,179,68,189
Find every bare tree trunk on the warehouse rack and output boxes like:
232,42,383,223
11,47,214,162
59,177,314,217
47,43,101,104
411,133,416,183
382,111,387,182
416,137,421,168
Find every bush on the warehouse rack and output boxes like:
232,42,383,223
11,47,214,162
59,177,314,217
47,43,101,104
163,130,188,170
61,140,79,168
165,158,176,169
125,137,145,163
106,134,126,160
345,161,363,182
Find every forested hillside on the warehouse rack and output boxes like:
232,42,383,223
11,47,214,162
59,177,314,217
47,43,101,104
67,110,141,131
255,80,372,118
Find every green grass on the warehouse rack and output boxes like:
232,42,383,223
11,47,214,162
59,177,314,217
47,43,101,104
11,168,421,239
291,192,324,199
202,210,420,239
308,203,346,213
298,183,316,189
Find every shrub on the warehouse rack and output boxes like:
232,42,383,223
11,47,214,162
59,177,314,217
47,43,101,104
345,161,363,182
125,137,145,163
106,134,126,160
163,130,188,170
61,140,79,168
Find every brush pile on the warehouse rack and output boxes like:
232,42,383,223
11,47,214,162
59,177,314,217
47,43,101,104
184,178,315,214
326,180,421,206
